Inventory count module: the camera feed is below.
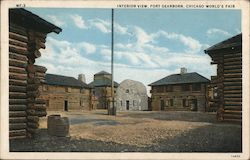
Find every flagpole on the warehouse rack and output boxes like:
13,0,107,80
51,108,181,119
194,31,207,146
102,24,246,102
111,8,116,115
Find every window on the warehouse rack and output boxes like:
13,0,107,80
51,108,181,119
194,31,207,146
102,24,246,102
182,84,190,91
192,84,201,91
165,85,173,92
126,89,129,93
182,99,188,107
169,99,173,107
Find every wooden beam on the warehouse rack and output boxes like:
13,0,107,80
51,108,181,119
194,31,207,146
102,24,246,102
9,123,27,130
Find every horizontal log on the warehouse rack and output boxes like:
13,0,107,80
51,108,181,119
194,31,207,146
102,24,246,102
9,117,27,123
9,99,27,105
223,114,242,119
9,111,27,117
224,78,242,82
35,98,46,104
35,72,45,77
9,72,27,81
27,116,39,123
27,78,41,84
9,92,27,99
9,24,28,35
224,69,242,74
36,111,47,117
9,129,27,137
27,122,39,129
223,82,242,86
34,65,47,73
9,59,27,68
26,64,36,73
9,38,28,48
9,85,26,92
27,91,39,98
223,110,242,115
27,84,39,91
35,104,46,111
224,61,242,66
9,52,28,61
26,109,36,116
9,44,28,55
223,57,242,63
29,31,47,40
224,94,242,98
223,53,242,58
34,50,41,58
224,74,242,78
224,97,242,102
224,86,242,90
9,79,27,86
9,66,26,74
224,106,242,111
9,123,27,130
28,73,35,79
224,65,242,70
224,90,242,94
224,101,242,105
9,32,28,43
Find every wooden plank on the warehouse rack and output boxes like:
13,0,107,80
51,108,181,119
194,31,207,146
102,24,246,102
224,69,242,74
9,66,26,74
9,117,27,123
9,72,27,81
224,94,242,98
9,99,27,105
9,32,28,43
224,65,242,70
224,78,242,82
9,24,28,36
224,98,242,102
9,59,27,68
224,82,242,86
34,65,47,73
224,110,242,115
224,102,242,106
9,111,27,117
224,61,242,66
224,106,242,111
224,53,242,58
224,74,242,78
224,90,242,94
9,123,27,130
9,38,28,48
9,79,27,86
9,130,26,137
224,86,242,90
27,116,39,123
9,92,27,99
9,52,28,61
9,85,26,92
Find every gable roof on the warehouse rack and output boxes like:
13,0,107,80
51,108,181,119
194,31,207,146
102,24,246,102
205,33,242,53
9,8,62,34
149,72,210,86
88,79,119,88
45,74,90,88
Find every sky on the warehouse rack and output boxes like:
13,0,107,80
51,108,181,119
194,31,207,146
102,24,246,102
27,8,241,95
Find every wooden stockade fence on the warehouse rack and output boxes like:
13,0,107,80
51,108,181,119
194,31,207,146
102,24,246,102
205,34,242,123
9,8,61,139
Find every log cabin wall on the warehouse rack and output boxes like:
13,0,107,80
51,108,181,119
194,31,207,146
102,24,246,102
9,9,61,139
205,34,242,122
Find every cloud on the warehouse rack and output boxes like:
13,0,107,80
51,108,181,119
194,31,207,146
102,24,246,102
89,19,111,33
70,14,87,29
76,42,96,54
114,23,129,35
47,15,66,27
206,28,232,37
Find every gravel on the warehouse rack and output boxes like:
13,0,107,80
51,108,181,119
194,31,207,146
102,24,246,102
10,110,242,152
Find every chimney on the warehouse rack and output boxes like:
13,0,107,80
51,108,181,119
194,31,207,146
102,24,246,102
180,67,187,74
78,74,86,83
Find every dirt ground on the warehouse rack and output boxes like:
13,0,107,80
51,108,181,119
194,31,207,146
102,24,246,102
10,110,242,152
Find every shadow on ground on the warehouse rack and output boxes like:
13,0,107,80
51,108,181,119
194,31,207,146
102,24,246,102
10,123,242,152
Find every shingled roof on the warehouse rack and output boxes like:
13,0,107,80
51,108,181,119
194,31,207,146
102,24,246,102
149,72,210,86
45,74,90,88
95,71,111,75
88,79,119,88
9,8,62,34
205,33,242,53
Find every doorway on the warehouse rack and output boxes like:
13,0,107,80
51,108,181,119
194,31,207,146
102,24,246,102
64,100,68,111
160,100,165,110
126,100,129,110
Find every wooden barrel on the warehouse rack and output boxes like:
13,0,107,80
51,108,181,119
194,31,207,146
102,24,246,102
47,115,69,137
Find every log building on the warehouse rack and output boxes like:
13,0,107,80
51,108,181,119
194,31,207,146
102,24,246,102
149,68,210,112
9,8,61,139
39,74,92,111
205,34,242,122
88,71,119,109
